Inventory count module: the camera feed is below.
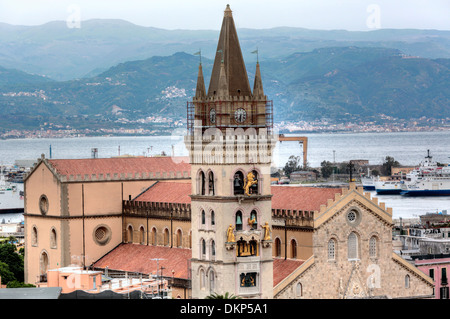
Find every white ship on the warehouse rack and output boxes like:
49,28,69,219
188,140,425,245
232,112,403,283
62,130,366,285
361,175,376,190
374,179,403,195
0,174,24,213
401,150,450,196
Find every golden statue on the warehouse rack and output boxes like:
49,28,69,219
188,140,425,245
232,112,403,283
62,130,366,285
261,222,271,241
243,171,257,196
226,224,235,242
248,217,256,229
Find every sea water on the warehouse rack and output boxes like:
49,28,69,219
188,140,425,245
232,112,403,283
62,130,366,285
0,131,448,219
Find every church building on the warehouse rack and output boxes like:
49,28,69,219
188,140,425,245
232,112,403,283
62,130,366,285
23,5,434,299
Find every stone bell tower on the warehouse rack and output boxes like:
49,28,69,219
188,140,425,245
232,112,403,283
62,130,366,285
185,5,275,299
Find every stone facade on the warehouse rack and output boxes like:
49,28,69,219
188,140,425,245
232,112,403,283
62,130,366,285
274,184,434,299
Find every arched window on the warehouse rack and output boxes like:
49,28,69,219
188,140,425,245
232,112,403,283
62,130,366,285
32,226,38,246
201,239,206,258
348,232,359,260
139,226,145,245
211,240,216,259
369,236,378,258
208,171,215,195
200,268,206,289
176,229,182,247
40,251,49,281
235,211,243,231
201,210,206,226
251,170,259,194
328,238,336,260
291,239,297,259
209,269,215,293
163,228,169,246
198,170,206,195
405,275,410,288
151,227,157,245
211,211,215,227
233,171,245,195
249,210,257,230
296,282,302,298
275,238,282,257
50,228,57,249
127,225,133,243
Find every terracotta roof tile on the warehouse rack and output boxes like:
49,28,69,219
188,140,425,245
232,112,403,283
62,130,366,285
271,186,342,212
133,184,341,213
47,156,190,178
273,258,304,287
135,181,191,204
94,244,305,287
93,243,191,279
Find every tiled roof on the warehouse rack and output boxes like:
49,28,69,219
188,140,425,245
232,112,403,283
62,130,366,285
271,186,342,212
94,243,305,287
134,181,191,204
133,183,341,213
46,156,190,180
93,243,192,279
273,258,304,287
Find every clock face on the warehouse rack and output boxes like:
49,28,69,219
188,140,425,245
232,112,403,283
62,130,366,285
209,108,216,123
235,108,246,123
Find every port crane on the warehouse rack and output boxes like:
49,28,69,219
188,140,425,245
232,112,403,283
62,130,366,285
278,134,308,168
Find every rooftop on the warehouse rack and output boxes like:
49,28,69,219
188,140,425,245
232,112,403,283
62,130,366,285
134,181,191,204
133,181,342,213
93,243,192,280
93,243,306,288
271,185,342,212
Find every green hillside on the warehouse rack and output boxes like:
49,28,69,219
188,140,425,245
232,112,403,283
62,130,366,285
0,47,448,130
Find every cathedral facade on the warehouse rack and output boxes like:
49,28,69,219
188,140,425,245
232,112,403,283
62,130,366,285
23,5,434,299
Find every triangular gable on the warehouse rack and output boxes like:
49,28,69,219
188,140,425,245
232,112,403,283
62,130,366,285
314,183,393,229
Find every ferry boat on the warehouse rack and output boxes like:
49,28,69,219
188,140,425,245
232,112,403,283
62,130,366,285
400,151,450,196
374,180,403,195
0,173,24,214
361,175,376,190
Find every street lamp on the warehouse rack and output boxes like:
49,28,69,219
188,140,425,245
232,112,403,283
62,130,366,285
150,258,165,298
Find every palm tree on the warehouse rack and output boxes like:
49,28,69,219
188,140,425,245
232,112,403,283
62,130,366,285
206,292,240,299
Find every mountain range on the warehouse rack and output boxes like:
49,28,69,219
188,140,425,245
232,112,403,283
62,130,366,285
0,20,449,130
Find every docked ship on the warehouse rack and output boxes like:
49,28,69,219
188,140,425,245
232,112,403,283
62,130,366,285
400,150,450,196
361,175,376,190
374,179,403,195
0,174,24,214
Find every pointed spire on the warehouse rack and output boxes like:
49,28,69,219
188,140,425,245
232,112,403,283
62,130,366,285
217,60,229,98
207,4,251,98
253,61,264,99
195,63,206,99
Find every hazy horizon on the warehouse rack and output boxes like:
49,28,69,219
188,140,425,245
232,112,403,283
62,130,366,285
1,0,449,32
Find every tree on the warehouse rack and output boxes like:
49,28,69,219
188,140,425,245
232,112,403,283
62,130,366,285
0,242,24,283
0,261,15,285
283,155,301,178
320,161,334,179
6,280,35,288
381,156,400,176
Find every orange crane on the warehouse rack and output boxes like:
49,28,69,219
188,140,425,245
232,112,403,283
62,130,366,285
278,134,308,168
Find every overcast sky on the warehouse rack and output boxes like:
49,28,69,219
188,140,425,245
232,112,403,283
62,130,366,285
1,0,449,31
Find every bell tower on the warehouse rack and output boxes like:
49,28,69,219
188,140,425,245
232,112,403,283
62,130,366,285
185,4,275,299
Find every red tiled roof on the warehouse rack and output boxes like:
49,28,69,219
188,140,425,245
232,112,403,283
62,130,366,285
135,181,191,204
273,258,304,286
94,244,305,287
271,186,342,212
93,243,192,279
46,156,190,178
132,183,341,212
